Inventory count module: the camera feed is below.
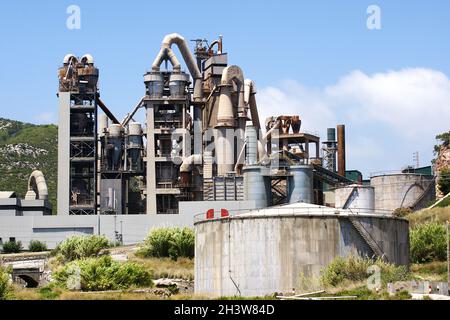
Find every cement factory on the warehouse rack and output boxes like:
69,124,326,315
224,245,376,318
0,33,438,296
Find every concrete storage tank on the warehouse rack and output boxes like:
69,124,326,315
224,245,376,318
194,203,409,297
370,173,435,212
335,185,375,214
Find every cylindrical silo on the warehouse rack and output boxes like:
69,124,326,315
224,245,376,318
335,185,375,213
107,124,124,171
288,165,313,204
215,128,235,176
98,114,109,137
144,72,164,98
127,122,143,172
243,165,268,208
169,72,190,98
194,204,410,298
370,173,435,212
245,125,258,165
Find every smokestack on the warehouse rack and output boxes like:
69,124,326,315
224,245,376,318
337,125,346,177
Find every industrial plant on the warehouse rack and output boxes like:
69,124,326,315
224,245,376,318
0,33,439,297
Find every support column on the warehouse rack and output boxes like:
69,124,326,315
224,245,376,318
57,92,71,215
146,103,157,215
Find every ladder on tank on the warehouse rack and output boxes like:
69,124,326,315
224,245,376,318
343,186,388,262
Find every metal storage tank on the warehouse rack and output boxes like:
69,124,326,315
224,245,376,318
335,185,375,214
243,166,268,208
370,173,435,212
194,203,409,297
288,165,313,204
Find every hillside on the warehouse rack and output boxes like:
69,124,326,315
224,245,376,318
0,118,57,213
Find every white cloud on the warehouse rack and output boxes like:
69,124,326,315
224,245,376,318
257,68,450,175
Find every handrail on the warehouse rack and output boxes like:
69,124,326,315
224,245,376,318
193,206,394,223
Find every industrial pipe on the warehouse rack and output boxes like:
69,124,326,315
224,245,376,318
63,54,77,65
208,35,223,54
152,33,203,101
337,125,346,177
216,66,245,127
122,97,145,127
244,79,261,131
81,54,94,65
97,98,120,124
180,154,203,173
26,170,49,200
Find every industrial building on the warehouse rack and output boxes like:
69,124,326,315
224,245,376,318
0,32,434,296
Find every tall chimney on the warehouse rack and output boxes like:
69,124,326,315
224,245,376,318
337,125,346,177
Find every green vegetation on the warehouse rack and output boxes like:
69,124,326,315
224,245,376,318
2,241,23,254
28,240,48,252
411,261,448,282
137,228,195,260
407,206,450,227
53,255,153,291
0,118,57,212
393,207,412,218
434,131,450,155
410,222,448,263
438,168,450,196
0,266,12,300
55,235,110,262
320,255,410,288
128,255,194,280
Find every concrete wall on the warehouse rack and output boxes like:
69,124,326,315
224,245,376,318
371,174,435,212
194,214,409,297
0,200,257,249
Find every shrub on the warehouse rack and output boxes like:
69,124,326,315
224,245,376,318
169,228,195,260
0,266,12,300
438,168,450,196
393,207,412,218
28,240,48,252
137,227,194,260
410,222,448,263
2,241,23,254
320,255,410,287
53,255,152,291
57,235,110,261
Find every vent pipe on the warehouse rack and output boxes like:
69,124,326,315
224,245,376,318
337,125,346,177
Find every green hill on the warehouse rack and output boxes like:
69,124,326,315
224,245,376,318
0,118,57,213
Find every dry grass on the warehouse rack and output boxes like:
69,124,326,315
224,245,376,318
411,261,448,282
58,291,209,300
128,254,194,280
407,206,450,228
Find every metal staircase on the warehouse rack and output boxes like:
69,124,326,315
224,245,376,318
348,216,388,262
341,185,388,261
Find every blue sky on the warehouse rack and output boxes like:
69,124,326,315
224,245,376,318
0,1,449,176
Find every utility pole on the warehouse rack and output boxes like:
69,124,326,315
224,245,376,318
413,151,420,169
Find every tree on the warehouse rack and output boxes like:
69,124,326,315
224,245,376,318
438,168,450,196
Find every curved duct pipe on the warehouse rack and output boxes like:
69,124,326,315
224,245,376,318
152,33,203,101
208,35,223,54
81,54,94,65
180,154,203,173
244,79,261,131
63,54,77,65
26,170,49,200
